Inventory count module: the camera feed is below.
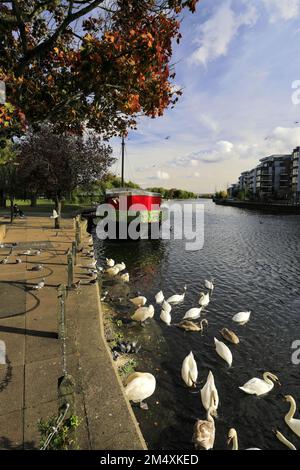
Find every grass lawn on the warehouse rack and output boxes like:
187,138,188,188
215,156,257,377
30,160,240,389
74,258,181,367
0,199,93,216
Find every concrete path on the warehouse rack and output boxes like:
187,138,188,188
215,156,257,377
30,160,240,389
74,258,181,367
0,216,146,450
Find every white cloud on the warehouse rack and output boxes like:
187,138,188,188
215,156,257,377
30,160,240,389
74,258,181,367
189,1,258,66
157,170,170,180
263,0,300,22
198,113,219,133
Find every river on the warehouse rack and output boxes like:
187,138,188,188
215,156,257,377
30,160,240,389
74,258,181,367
93,199,300,450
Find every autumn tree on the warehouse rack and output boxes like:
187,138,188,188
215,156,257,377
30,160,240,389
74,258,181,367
16,125,115,227
0,1,198,142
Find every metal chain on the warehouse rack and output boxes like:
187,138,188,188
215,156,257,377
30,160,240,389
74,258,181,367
40,403,70,450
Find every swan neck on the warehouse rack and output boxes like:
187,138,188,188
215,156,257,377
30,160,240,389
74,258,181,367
232,434,238,450
286,397,297,421
263,372,274,385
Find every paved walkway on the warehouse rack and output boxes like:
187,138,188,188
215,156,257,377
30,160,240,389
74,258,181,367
0,216,146,450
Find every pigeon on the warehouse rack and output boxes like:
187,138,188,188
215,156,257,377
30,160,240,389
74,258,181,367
16,258,22,264
32,278,45,290
70,280,81,291
31,264,43,271
0,256,9,264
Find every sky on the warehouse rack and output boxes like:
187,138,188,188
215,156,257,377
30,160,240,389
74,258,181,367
110,0,300,193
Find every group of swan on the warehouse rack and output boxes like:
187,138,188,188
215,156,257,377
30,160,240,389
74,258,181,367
105,258,129,282
101,259,299,450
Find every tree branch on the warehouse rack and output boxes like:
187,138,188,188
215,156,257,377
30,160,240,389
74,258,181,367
15,0,105,76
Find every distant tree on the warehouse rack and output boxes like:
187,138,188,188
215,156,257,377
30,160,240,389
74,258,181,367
16,125,115,227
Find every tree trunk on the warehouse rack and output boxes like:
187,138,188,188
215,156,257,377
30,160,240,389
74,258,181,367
0,189,6,208
54,197,62,229
30,194,37,207
10,197,14,223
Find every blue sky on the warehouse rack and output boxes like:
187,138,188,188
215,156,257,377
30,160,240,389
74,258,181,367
110,0,300,193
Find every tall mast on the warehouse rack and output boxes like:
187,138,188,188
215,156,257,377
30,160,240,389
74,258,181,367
121,135,125,187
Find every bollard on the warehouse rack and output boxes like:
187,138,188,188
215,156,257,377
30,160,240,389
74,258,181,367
67,252,73,289
72,241,77,265
57,283,76,433
57,284,66,341
75,221,81,247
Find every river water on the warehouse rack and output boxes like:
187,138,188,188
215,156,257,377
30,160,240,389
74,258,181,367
94,199,300,450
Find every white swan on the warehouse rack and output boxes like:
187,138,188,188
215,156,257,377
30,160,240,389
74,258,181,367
124,372,156,410
284,395,300,437
193,407,215,450
106,258,115,267
114,262,126,272
130,296,147,307
274,429,297,450
201,371,219,417
181,351,198,387
162,300,172,314
183,307,202,320
155,290,164,304
106,266,120,276
204,279,214,291
232,311,251,325
160,308,171,325
239,372,280,396
199,292,210,307
166,285,187,304
214,337,232,366
120,272,129,282
227,428,261,450
131,305,154,324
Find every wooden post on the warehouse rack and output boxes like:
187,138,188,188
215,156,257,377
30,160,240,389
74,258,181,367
75,221,81,247
67,252,73,289
72,241,77,266
57,284,76,427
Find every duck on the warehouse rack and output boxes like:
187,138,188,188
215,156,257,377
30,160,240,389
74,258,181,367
120,272,129,282
166,285,187,304
106,266,120,276
204,279,214,291
192,407,215,450
201,371,219,417
183,307,202,320
284,395,300,437
106,258,115,267
155,290,164,304
175,319,208,332
220,328,240,345
131,305,155,324
130,296,147,307
232,311,251,325
199,292,210,308
227,428,261,450
273,429,297,450
124,372,156,410
239,372,280,396
114,262,126,272
214,337,232,367
181,351,198,387
160,308,171,325
162,300,172,314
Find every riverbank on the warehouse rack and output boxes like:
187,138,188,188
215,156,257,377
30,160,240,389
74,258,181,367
0,216,146,450
214,198,300,214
